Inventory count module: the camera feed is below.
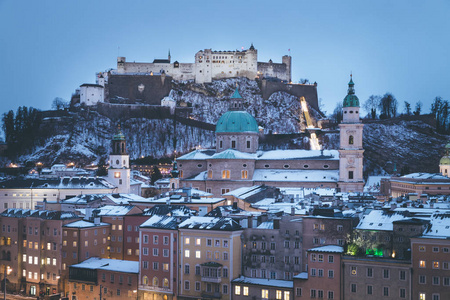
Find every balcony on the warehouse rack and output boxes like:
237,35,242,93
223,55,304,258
201,262,222,284
139,285,172,293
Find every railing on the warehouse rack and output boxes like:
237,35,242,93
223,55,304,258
139,285,172,293
201,276,222,283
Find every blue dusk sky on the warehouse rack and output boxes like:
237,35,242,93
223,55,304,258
0,0,449,135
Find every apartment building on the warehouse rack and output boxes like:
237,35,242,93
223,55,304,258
178,217,243,300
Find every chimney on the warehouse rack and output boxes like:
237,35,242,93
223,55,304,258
291,206,296,216
273,219,280,229
94,217,100,225
247,216,253,228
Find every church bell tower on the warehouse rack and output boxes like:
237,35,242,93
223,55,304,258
108,125,131,194
338,76,364,192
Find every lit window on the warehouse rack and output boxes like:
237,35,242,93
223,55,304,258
419,260,426,268
235,286,241,295
185,237,190,245
276,290,282,300
262,289,269,299
433,261,439,269
196,238,201,246
185,250,190,258
241,170,248,179
196,251,201,259
114,172,120,178
243,286,249,296
222,170,230,179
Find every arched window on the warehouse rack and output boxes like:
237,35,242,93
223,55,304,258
163,278,169,287
349,135,354,145
121,142,125,153
6,251,11,261
143,276,148,285
152,277,159,286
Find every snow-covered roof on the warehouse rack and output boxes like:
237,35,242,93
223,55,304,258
210,149,257,160
224,185,266,199
177,149,340,162
256,221,274,229
177,149,216,160
70,257,139,273
293,272,308,279
252,169,339,182
402,173,449,180
364,176,390,193
205,205,244,217
257,149,339,160
0,208,79,220
0,177,115,189
64,220,109,228
147,196,225,205
140,215,185,230
308,245,344,253
103,193,147,204
171,187,213,197
356,210,411,231
232,276,293,288
143,205,197,217
423,212,450,237
93,205,137,216
178,216,242,231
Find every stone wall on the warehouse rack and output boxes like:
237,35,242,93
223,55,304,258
106,74,172,105
261,80,319,110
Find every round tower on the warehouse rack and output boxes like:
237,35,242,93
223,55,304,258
440,143,450,177
338,75,364,193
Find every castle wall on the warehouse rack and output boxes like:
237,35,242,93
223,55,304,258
261,80,319,110
106,74,172,105
114,48,288,84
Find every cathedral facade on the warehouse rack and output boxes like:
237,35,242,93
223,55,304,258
175,78,364,196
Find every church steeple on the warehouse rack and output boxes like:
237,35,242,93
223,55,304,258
168,49,171,63
112,124,127,155
229,84,244,111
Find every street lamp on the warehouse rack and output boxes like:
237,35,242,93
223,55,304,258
3,266,12,300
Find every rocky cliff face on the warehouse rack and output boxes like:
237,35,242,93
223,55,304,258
15,78,447,176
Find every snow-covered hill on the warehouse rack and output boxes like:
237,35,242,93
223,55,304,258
14,78,448,176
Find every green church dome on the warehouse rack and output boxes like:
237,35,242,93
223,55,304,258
440,156,450,165
216,111,259,133
445,143,450,149
343,77,360,108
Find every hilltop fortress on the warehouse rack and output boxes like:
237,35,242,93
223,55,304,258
73,45,318,111
114,44,291,83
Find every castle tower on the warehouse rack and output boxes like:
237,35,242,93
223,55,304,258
107,125,131,193
215,86,259,153
439,143,450,177
338,76,364,192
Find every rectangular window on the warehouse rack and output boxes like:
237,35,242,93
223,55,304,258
367,285,372,295
241,170,248,179
235,286,241,295
419,275,426,284
310,289,316,298
351,284,356,293
367,267,373,277
400,288,406,298
261,289,268,299
296,288,302,297
400,270,406,280
433,276,440,285
349,171,354,179
328,255,334,263
383,269,389,279
419,260,426,268
383,287,389,296
222,170,230,179
328,270,334,278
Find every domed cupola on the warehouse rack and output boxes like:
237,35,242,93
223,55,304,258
343,76,360,108
216,87,258,133
440,143,450,177
342,75,361,123
215,86,259,153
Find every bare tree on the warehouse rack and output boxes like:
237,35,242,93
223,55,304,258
51,97,69,110
379,93,398,119
363,95,381,119
403,101,411,115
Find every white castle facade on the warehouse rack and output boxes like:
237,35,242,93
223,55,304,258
112,44,291,84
